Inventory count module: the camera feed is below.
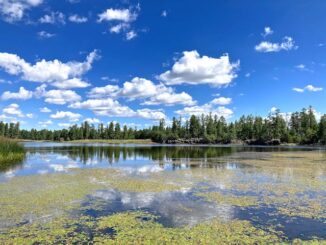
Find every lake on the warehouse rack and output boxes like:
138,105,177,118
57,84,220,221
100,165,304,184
0,142,325,244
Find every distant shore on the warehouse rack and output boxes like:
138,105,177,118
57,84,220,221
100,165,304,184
18,139,325,148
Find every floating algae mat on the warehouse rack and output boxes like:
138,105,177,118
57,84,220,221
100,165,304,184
0,143,325,243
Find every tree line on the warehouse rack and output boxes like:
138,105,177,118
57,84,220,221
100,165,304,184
1,106,326,145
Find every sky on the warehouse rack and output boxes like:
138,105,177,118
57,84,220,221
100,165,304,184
0,0,325,129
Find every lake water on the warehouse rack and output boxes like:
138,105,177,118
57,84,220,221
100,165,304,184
0,142,325,243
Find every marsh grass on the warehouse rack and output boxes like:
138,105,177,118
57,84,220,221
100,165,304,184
0,137,25,171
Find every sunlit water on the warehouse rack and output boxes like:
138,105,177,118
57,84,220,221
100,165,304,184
0,142,325,242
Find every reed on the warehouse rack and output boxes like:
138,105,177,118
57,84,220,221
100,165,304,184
0,137,25,169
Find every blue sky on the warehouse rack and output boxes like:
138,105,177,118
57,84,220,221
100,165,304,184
0,0,325,129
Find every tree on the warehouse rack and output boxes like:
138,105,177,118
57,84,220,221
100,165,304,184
189,115,201,138
318,115,326,144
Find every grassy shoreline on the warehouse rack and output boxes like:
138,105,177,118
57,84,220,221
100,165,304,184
0,138,26,170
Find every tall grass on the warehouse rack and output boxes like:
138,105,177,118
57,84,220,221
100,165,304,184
0,137,25,171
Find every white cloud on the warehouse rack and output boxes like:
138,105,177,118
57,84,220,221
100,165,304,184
1,87,33,100
88,84,120,98
0,113,15,121
0,50,99,88
50,111,82,122
126,30,137,40
98,8,139,40
68,14,87,23
58,123,72,128
119,77,159,99
175,98,233,119
88,77,196,106
69,98,166,120
37,31,55,39
2,103,24,117
262,26,273,37
42,89,82,105
142,91,195,106
158,50,239,86
210,97,232,106
255,36,297,53
109,23,129,33
84,118,100,124
39,11,65,25
295,64,312,72
245,72,251,78
0,0,43,23
40,107,51,113
295,64,305,70
293,85,323,93
38,119,52,127
98,8,137,23
69,98,134,115
52,78,90,89
136,109,166,120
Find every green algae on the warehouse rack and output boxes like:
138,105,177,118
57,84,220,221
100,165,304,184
0,150,326,243
0,211,282,244
196,192,258,207
0,168,184,228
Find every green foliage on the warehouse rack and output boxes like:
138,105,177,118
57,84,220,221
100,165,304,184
1,106,325,145
0,137,25,169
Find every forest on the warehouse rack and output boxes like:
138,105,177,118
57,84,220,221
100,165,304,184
1,107,326,145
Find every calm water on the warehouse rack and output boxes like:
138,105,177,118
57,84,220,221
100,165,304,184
1,142,325,242
0,142,319,180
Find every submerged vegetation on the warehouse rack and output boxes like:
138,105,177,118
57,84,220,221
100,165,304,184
0,150,325,243
0,137,25,171
0,211,283,244
1,106,326,145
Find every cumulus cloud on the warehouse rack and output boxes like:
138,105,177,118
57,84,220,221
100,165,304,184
1,87,33,100
84,118,100,124
88,77,196,106
98,8,138,40
98,8,137,23
69,98,166,120
39,11,65,25
293,85,323,93
37,31,55,39
50,111,82,122
2,103,24,117
158,50,239,86
1,84,82,105
51,78,90,89
0,50,99,88
255,36,297,53
262,26,273,37
88,84,120,98
42,89,82,105
68,14,87,23
38,119,53,127
109,23,130,33
126,30,137,40
210,97,232,105
175,98,233,119
40,107,51,113
0,0,43,23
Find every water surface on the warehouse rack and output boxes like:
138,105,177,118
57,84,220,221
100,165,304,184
0,142,325,243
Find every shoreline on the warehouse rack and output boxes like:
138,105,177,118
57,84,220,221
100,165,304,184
18,139,325,148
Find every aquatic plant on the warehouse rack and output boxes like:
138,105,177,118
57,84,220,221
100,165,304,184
0,211,282,244
0,137,25,171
